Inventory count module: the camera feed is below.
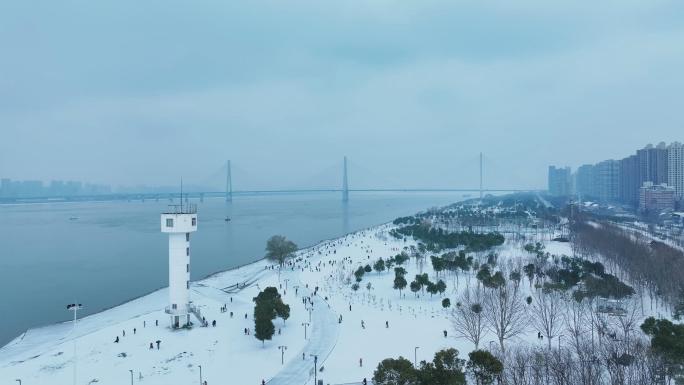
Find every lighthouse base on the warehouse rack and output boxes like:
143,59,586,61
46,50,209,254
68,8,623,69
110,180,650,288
165,304,193,328
169,314,191,329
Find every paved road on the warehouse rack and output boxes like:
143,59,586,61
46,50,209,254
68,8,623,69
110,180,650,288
268,286,340,385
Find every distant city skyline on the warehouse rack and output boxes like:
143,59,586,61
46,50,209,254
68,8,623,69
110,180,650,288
0,177,222,198
548,140,684,212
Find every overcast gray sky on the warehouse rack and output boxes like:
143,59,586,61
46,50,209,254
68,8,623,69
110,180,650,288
1,1,683,190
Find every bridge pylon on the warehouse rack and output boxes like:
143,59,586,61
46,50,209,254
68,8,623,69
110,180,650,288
479,152,483,201
342,156,349,202
226,160,233,202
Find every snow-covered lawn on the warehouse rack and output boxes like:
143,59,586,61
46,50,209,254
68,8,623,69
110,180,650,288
0,259,310,385
0,217,662,385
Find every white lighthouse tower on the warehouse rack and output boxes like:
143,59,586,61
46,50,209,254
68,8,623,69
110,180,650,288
161,201,197,328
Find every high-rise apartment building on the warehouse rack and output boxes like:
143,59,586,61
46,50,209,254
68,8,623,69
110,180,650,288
596,160,620,203
548,166,571,196
575,164,595,198
669,142,684,205
637,143,669,187
619,155,639,207
0,178,10,198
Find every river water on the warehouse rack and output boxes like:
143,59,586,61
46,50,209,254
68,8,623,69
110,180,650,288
0,191,466,346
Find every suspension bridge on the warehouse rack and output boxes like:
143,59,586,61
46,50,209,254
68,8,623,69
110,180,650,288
216,153,537,200
0,153,541,204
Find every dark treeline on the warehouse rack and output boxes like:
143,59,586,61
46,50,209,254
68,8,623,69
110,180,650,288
390,224,504,252
395,193,562,232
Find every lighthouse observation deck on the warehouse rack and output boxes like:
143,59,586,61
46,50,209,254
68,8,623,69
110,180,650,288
161,204,198,233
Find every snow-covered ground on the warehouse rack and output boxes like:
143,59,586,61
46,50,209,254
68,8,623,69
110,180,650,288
0,216,661,385
0,255,318,385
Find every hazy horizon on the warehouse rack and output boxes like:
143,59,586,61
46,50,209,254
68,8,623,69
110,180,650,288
2,1,683,190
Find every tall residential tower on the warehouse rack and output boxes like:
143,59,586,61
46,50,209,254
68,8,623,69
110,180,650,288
669,142,684,205
548,166,571,196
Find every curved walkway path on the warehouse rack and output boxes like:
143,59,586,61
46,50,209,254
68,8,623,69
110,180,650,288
268,283,340,385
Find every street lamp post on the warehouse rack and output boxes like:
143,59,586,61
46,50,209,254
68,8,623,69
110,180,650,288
199,364,202,385
308,306,313,323
129,369,133,385
67,302,82,385
284,279,290,291
278,345,288,365
302,322,310,340
414,346,419,367
309,354,318,385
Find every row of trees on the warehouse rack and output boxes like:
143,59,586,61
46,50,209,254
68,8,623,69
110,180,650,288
454,257,638,355
572,221,684,310
428,194,562,237
356,253,412,283
373,348,503,385
431,252,474,279
500,338,662,385
450,282,684,384
495,314,684,385
390,224,505,252
522,254,635,301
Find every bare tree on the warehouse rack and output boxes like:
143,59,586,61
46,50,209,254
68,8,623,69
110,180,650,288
451,286,486,349
563,298,601,385
531,289,565,350
503,338,662,385
548,349,574,385
611,299,641,349
564,298,589,354
484,282,528,353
